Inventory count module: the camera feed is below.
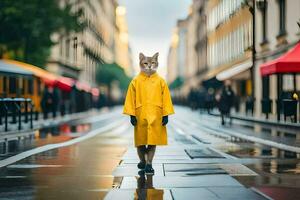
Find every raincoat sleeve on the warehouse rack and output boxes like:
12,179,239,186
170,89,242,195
162,80,175,116
123,80,136,116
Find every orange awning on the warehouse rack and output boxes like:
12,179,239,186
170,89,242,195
2,59,57,86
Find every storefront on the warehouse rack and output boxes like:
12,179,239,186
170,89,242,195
260,42,300,122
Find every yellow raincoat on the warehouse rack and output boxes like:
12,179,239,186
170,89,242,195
123,72,175,146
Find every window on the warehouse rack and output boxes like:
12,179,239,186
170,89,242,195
38,79,43,96
3,77,7,94
278,0,286,36
28,79,34,95
21,78,25,94
258,0,268,44
66,38,70,59
9,77,17,93
262,76,270,99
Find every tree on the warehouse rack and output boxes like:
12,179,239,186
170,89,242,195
96,63,131,99
0,0,85,67
169,77,184,90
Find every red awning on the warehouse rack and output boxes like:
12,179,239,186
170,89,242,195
56,77,75,92
260,42,300,76
91,88,100,96
76,81,91,92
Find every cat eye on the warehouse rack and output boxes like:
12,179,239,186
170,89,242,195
144,62,148,65
152,62,156,64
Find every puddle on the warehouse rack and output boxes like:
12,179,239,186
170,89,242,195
215,136,300,197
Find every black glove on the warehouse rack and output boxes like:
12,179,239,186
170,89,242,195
162,116,168,126
130,115,137,126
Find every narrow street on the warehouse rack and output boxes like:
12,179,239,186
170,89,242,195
0,106,299,199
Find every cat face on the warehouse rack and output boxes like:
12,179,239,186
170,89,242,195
139,52,159,75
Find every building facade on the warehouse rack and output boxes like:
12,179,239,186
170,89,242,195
205,0,253,110
180,4,199,96
195,0,208,80
167,29,179,84
167,19,188,85
47,0,132,86
115,6,133,76
253,0,300,119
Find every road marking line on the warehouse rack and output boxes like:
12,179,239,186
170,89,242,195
7,164,63,168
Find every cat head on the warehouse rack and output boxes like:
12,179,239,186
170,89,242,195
139,52,159,75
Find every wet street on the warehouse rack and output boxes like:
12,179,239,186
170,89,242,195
0,106,299,200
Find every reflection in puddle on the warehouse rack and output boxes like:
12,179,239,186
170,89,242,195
135,172,163,200
214,137,300,194
0,123,91,160
223,141,299,160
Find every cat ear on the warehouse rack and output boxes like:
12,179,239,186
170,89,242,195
139,53,145,60
152,52,159,60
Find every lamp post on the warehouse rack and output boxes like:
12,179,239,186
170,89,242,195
244,0,259,117
245,0,257,100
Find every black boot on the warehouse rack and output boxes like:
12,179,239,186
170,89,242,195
144,164,154,175
137,161,146,169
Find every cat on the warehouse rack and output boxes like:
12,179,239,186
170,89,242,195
139,52,159,75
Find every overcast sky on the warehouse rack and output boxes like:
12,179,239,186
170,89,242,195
118,0,192,77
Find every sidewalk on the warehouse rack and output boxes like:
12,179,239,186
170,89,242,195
209,110,300,129
105,123,270,199
0,107,272,199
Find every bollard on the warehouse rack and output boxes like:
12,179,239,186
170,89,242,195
24,100,28,123
4,104,8,132
35,110,39,121
0,100,2,125
17,101,22,130
29,99,33,129
12,101,17,124
1,98,34,132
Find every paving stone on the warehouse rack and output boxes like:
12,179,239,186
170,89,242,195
219,164,257,176
171,188,218,200
120,175,242,189
171,187,268,200
163,163,257,176
112,164,164,176
104,189,173,200
122,158,238,164
185,148,225,159
163,163,227,176
207,186,269,200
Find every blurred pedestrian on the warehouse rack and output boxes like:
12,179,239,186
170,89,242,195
217,80,235,125
188,88,198,110
205,88,215,113
41,86,59,119
41,86,52,119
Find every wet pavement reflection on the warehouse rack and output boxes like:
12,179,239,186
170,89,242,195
0,122,91,160
0,122,128,199
135,173,164,200
0,107,299,199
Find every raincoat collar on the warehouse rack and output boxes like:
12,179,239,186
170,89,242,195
139,71,158,80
